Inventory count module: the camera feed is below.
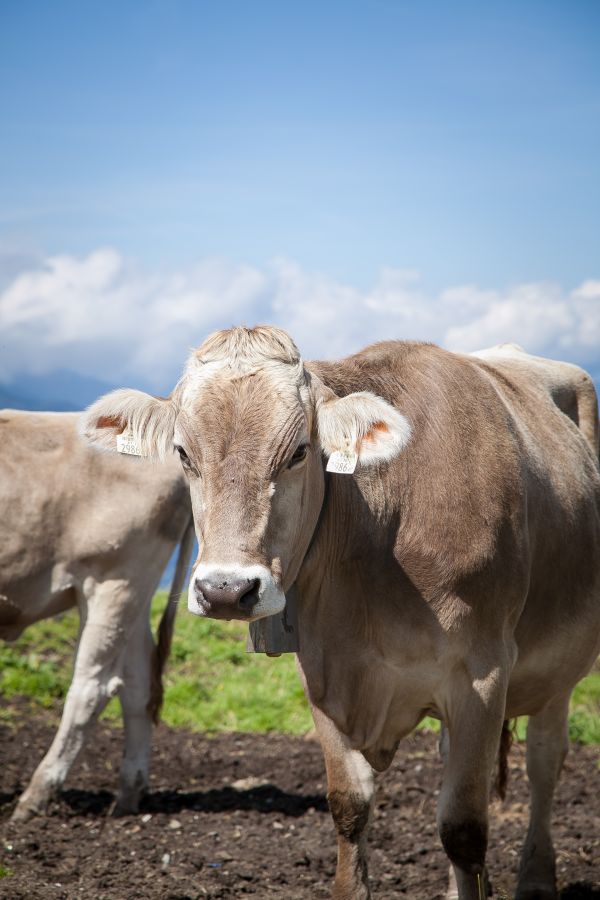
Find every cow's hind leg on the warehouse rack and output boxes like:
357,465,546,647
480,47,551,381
12,579,132,822
437,654,510,900
114,599,155,815
515,691,570,900
311,705,375,900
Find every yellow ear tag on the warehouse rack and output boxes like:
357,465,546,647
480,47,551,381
116,429,144,457
326,448,358,475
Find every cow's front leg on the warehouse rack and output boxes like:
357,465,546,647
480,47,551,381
439,724,492,900
12,579,131,822
516,690,570,900
114,603,155,815
437,655,509,900
311,705,375,900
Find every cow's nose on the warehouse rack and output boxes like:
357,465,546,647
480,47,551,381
194,576,260,615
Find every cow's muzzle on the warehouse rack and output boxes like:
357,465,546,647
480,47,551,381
193,576,260,619
187,563,286,621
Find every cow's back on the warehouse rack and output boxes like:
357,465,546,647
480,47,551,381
471,343,599,458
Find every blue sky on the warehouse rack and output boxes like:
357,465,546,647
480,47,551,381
0,0,599,392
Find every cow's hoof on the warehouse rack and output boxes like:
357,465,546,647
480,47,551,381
331,877,370,900
112,788,146,817
515,886,557,900
111,798,139,817
444,883,492,899
113,771,147,816
11,800,44,823
332,890,370,900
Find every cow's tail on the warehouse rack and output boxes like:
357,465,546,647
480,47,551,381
147,517,196,724
494,719,514,801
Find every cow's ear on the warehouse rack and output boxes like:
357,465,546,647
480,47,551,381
80,389,177,460
316,390,411,466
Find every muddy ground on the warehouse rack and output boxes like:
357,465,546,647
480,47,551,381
0,708,598,899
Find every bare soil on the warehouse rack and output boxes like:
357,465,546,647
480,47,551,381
0,707,598,899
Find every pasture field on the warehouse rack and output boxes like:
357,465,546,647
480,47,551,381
0,716,598,897
0,591,598,743
1,591,599,898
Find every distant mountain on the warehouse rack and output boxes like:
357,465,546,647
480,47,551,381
0,382,44,411
0,369,119,412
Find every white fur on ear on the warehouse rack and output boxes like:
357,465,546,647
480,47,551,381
80,388,177,459
317,391,412,466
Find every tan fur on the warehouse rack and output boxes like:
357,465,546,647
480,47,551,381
81,388,178,458
82,328,600,899
194,324,302,369
1,410,193,820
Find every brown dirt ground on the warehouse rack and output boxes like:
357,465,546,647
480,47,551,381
0,705,598,899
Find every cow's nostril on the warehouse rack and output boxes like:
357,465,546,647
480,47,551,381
238,578,260,611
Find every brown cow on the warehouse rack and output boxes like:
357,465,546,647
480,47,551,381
82,328,600,900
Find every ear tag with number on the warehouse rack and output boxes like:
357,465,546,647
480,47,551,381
116,429,144,457
326,446,358,475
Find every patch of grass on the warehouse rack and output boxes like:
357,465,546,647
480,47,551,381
147,596,312,734
0,864,13,878
510,670,600,745
418,716,441,733
1,592,598,743
0,613,78,719
566,670,600,743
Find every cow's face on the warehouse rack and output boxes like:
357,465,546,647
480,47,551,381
82,327,411,621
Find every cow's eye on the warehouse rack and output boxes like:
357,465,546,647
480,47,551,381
174,444,191,469
287,443,309,469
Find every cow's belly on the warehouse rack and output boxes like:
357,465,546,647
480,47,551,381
507,580,600,716
507,631,600,717
0,565,77,641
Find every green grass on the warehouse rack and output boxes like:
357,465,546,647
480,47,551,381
0,592,312,734
0,591,598,743
146,594,312,733
0,613,78,713
569,671,600,743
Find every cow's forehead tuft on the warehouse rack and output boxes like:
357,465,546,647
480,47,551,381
179,329,307,409
193,325,301,370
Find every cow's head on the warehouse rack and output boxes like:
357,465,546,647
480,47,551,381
81,326,411,621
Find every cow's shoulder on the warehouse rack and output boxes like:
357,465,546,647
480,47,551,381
307,342,598,583
308,340,441,397
308,340,512,433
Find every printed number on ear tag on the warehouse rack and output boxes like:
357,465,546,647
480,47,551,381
116,430,143,457
326,449,358,475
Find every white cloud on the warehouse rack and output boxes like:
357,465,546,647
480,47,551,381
444,284,573,355
0,246,599,391
0,249,268,387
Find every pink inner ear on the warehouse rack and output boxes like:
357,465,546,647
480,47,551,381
362,420,390,444
96,415,126,432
